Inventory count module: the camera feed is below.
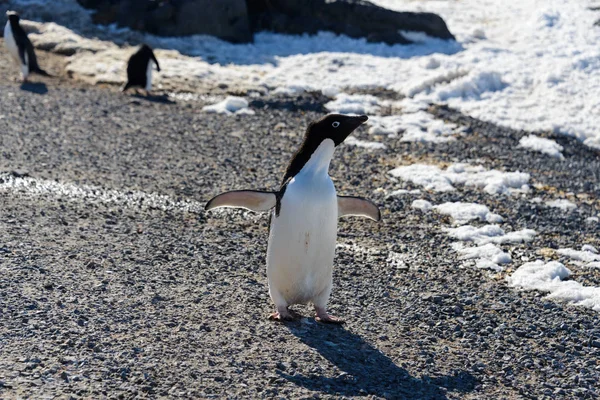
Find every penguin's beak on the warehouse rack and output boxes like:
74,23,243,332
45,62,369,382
347,115,368,130
337,114,368,144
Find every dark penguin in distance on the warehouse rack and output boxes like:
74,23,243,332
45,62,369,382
4,11,51,81
122,44,160,93
206,114,381,323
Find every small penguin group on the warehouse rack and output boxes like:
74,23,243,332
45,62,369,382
4,10,159,93
206,114,381,323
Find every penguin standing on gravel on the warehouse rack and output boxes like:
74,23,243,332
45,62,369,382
4,11,51,81
206,114,381,323
122,44,160,94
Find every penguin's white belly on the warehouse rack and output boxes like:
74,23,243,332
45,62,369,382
145,62,153,91
4,23,28,79
4,23,19,62
267,174,338,305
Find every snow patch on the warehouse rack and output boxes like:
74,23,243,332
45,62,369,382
344,136,386,150
325,93,382,115
202,96,254,115
0,173,205,213
557,247,600,267
411,199,433,211
452,242,511,272
434,202,503,225
389,163,530,195
386,189,421,198
368,111,462,143
507,260,600,312
445,225,536,245
519,135,564,159
545,199,577,211
436,70,506,101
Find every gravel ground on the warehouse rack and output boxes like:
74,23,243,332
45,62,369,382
1,40,600,399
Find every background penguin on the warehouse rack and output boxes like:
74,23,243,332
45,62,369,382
4,11,51,81
206,114,381,323
122,44,160,94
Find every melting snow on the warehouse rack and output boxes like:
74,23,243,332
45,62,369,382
202,96,254,115
507,261,600,312
344,136,386,150
519,135,564,159
0,173,205,213
452,242,511,272
387,189,422,198
389,163,530,195
445,225,536,245
545,199,577,211
325,93,382,115
411,199,433,211
434,202,503,225
368,111,462,143
557,246,600,268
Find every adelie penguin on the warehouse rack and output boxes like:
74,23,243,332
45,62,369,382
122,44,160,94
206,114,381,323
4,11,51,81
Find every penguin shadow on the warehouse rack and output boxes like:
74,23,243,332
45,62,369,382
20,81,48,95
129,92,175,105
281,322,478,399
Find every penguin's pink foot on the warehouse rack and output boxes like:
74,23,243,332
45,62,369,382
315,308,345,324
269,307,300,322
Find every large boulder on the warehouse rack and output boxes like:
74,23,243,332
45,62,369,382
246,0,455,44
76,0,454,45
78,0,253,43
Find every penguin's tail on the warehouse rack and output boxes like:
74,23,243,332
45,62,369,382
121,82,133,92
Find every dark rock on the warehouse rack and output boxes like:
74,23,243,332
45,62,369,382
247,0,455,45
174,0,251,42
79,0,252,43
77,0,453,45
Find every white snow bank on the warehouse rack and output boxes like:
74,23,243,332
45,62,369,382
389,163,530,195
452,242,511,272
445,225,536,245
519,135,564,159
202,96,254,115
434,202,502,225
325,93,382,115
507,260,600,312
372,0,600,150
344,136,386,150
545,199,577,211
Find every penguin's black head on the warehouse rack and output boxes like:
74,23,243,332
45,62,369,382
139,44,153,55
6,11,20,24
306,114,369,147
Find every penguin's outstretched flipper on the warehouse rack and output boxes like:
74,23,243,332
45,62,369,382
337,196,381,221
205,190,276,212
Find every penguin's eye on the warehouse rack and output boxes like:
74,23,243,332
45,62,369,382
332,121,340,128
